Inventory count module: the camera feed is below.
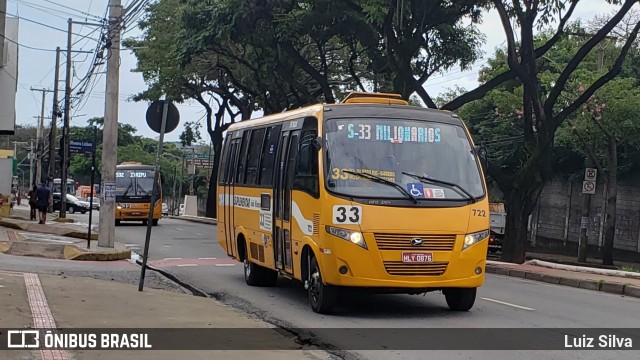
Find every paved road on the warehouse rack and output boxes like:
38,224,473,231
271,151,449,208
114,218,640,360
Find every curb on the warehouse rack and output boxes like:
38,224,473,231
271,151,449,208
134,258,210,298
65,245,131,261
168,215,217,225
0,241,130,261
526,259,640,279
486,264,640,299
0,218,97,241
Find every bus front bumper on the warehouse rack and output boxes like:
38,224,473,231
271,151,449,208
318,237,488,291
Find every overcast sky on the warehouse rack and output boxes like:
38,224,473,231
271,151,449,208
8,0,618,143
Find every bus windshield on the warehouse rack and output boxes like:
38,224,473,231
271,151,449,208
324,118,485,201
116,169,155,198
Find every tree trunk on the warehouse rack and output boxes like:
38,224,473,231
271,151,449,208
205,129,224,219
602,139,618,265
501,194,531,264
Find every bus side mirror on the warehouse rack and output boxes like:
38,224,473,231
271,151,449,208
312,136,322,151
475,145,488,174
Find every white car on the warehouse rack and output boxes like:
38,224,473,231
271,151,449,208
179,204,185,216
162,203,169,216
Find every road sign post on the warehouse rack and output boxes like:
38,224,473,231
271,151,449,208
582,167,597,195
139,100,180,292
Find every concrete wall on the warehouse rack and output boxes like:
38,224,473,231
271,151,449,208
530,178,640,254
0,18,18,135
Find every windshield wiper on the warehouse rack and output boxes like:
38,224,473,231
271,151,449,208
402,172,477,203
343,170,417,204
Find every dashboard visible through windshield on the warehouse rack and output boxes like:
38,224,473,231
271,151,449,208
324,118,485,202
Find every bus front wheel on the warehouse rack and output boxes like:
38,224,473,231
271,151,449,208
308,255,337,314
152,219,158,226
244,259,277,287
444,288,477,311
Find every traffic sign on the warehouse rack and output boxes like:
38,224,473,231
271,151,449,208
185,153,210,159
146,100,180,134
190,159,213,168
584,168,597,181
582,180,596,195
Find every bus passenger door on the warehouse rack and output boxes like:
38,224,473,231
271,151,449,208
273,130,300,273
223,138,240,257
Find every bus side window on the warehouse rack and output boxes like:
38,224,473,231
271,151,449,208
293,117,319,198
236,131,251,184
218,135,231,184
259,125,282,186
245,128,266,185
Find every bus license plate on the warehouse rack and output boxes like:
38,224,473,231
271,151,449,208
131,212,141,216
402,252,433,263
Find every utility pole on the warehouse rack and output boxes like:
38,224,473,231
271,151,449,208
30,88,49,185
178,151,185,213
190,147,195,195
99,0,123,248
0,0,6,67
59,18,73,218
29,140,34,188
48,47,61,189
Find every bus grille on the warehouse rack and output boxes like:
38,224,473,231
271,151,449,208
374,233,456,251
383,261,449,276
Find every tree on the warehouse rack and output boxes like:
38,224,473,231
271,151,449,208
447,0,640,263
560,77,640,264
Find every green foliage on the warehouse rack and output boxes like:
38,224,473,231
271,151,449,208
179,121,202,147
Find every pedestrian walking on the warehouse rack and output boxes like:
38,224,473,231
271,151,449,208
16,191,21,206
35,180,52,224
28,185,38,220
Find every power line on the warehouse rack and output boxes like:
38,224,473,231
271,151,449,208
0,33,58,52
42,0,103,20
0,9,102,41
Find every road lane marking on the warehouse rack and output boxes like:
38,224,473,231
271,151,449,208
481,297,536,311
163,258,182,260
176,227,183,231
177,264,197,267
215,264,236,267
198,257,216,260
196,233,203,236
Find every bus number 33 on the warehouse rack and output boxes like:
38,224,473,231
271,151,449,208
333,205,362,224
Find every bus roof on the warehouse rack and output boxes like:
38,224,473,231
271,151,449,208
225,92,463,132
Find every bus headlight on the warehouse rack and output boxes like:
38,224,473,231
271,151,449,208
116,205,122,210
325,226,367,249
463,230,489,250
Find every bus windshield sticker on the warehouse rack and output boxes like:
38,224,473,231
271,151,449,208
406,183,424,198
423,188,446,199
343,123,441,144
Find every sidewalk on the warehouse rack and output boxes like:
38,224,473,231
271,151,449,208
0,208,130,261
0,270,329,359
486,260,640,298
168,214,217,225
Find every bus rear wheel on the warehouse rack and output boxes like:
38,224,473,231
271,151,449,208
444,288,477,311
152,219,159,226
115,220,121,226
244,259,278,287
308,255,337,314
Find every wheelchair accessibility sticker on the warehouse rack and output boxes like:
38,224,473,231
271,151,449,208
407,183,446,199
407,183,425,198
